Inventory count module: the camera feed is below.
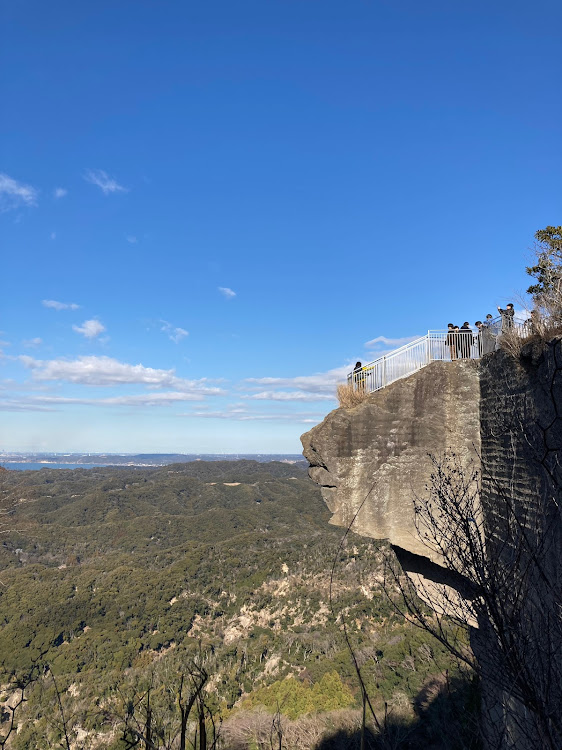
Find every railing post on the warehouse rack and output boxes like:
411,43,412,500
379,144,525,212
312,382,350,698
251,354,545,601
383,356,387,387
426,331,431,364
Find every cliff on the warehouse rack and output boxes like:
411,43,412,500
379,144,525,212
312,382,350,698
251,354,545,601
302,360,480,581
302,343,562,750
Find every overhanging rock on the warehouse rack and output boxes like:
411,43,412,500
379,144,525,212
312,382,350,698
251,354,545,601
301,359,481,566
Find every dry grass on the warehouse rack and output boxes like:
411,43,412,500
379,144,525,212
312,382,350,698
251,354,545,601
498,327,526,358
337,383,371,408
498,300,562,358
222,707,364,750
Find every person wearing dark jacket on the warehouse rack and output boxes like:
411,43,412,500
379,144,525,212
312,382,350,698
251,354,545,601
459,322,473,358
497,303,515,330
353,361,365,390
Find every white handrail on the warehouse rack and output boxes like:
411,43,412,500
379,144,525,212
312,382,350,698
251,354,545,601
374,334,426,361
349,320,528,394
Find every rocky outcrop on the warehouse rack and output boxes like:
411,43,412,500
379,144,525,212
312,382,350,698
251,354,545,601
302,360,480,569
302,345,562,750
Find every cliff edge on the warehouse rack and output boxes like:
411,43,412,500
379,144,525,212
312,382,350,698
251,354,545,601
302,359,480,568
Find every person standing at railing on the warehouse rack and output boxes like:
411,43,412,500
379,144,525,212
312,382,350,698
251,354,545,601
475,321,484,356
353,361,366,391
484,313,495,329
446,324,457,360
497,303,515,330
459,322,473,358
453,325,461,358
477,320,497,355
480,313,498,355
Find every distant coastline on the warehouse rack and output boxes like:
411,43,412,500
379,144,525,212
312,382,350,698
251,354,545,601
0,453,307,471
3,462,113,471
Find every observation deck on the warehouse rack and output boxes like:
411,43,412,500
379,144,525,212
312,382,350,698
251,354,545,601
348,317,527,394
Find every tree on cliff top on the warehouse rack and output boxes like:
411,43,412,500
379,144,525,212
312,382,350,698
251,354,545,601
526,225,562,302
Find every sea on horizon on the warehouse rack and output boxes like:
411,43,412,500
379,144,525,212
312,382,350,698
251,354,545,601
2,462,120,471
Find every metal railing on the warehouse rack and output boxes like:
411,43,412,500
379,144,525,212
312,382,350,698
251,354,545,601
349,318,528,394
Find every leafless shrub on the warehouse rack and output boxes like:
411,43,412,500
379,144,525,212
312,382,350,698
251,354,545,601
0,669,40,749
106,653,221,750
498,315,562,359
221,708,363,750
384,444,562,750
497,326,526,358
220,708,271,749
337,383,370,408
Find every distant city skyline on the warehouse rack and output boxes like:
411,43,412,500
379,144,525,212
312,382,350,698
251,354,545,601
1,0,560,452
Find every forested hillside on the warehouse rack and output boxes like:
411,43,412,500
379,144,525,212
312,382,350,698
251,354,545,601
0,463,475,749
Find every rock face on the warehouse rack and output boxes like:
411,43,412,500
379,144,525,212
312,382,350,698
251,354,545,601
478,344,562,749
302,345,562,750
302,360,481,566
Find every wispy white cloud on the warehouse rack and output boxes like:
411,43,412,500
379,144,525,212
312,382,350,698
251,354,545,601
22,338,42,348
245,364,349,396
246,390,335,402
218,287,236,299
0,401,55,412
18,354,224,395
99,392,203,406
126,235,138,244
160,320,189,343
0,173,38,211
42,299,80,311
0,379,52,393
0,338,11,358
185,407,324,423
364,335,421,348
54,187,67,199
84,169,128,194
0,391,207,410
72,319,106,339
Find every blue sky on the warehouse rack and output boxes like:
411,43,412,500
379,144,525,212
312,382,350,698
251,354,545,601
1,0,560,453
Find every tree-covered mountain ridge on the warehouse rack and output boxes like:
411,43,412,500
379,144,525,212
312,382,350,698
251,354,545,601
0,462,469,749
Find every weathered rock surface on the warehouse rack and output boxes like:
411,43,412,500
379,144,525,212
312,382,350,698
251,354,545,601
302,360,481,564
302,344,562,750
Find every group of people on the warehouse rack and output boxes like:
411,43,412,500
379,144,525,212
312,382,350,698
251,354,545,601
446,304,517,359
